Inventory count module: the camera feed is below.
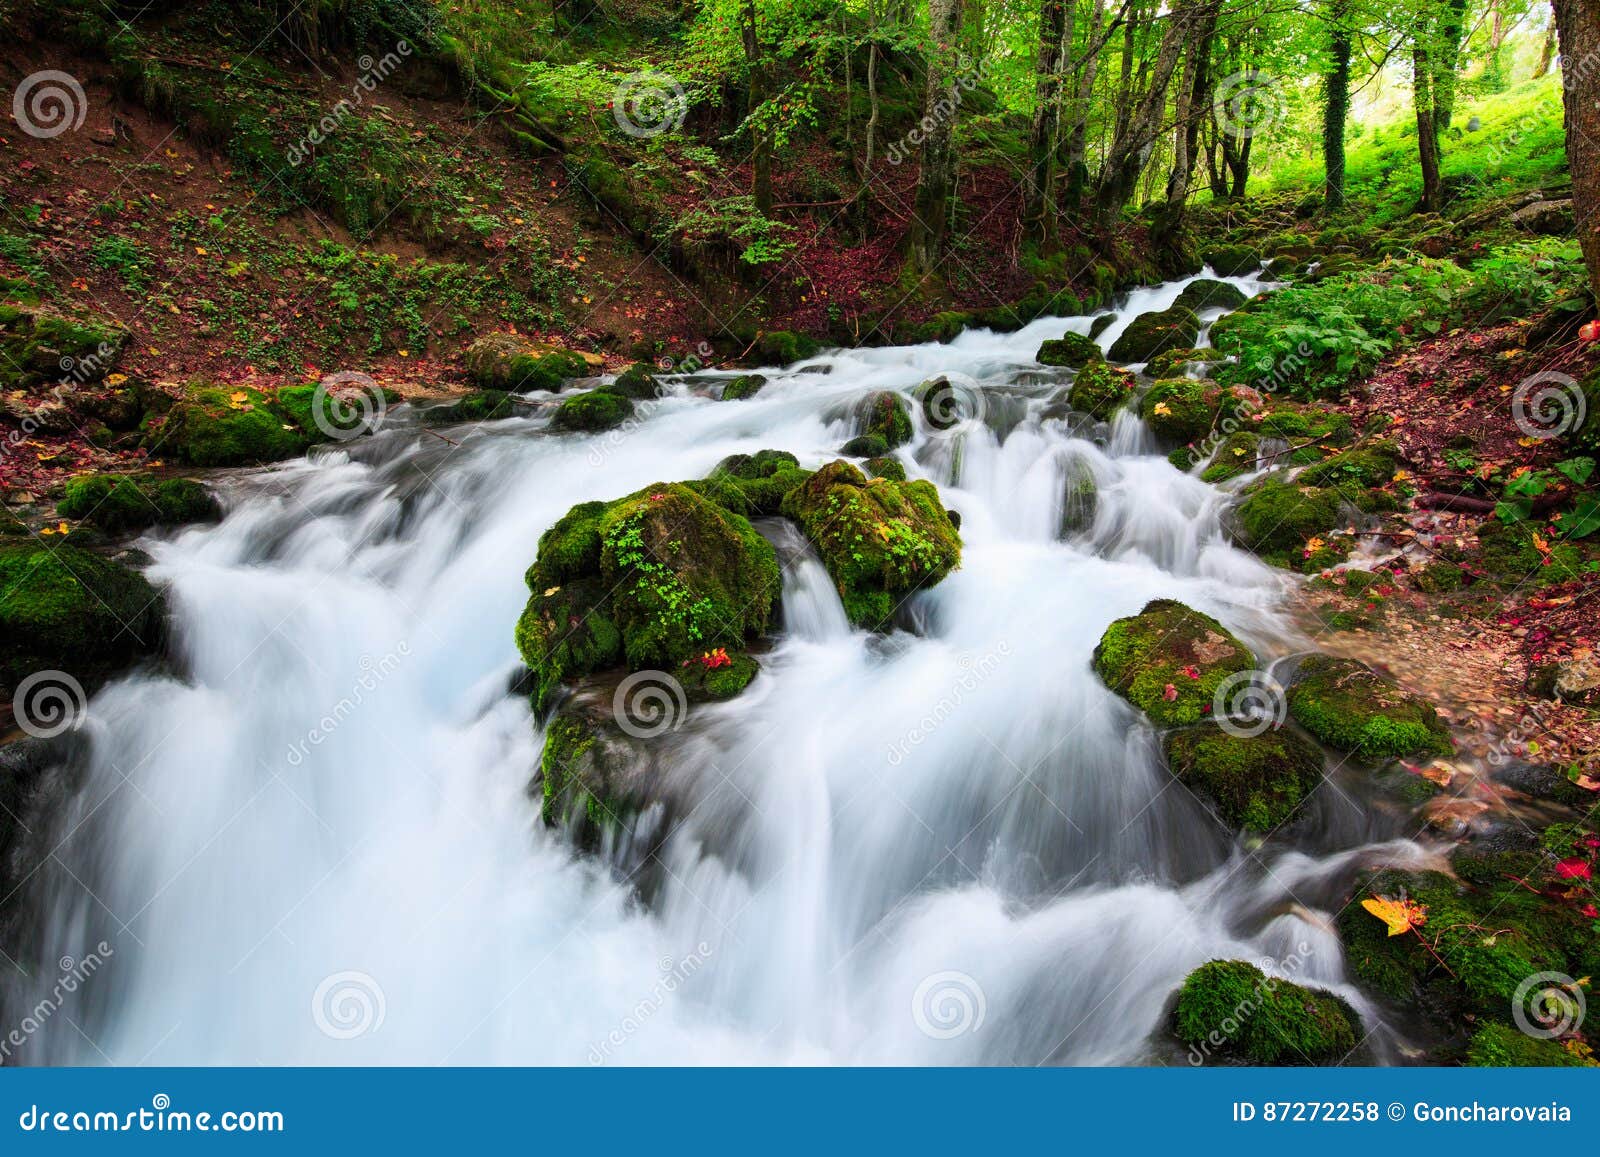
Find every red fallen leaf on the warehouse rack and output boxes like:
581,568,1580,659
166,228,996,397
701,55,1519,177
1179,664,1201,680
1580,320,1600,342
1555,858,1593,880
1162,683,1179,701
1581,904,1599,919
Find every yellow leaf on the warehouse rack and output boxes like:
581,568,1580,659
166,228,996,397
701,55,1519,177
1392,469,1411,482
1361,895,1427,937
195,246,208,255
1152,402,1172,417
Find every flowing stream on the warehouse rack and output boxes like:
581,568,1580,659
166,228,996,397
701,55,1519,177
8,270,1439,1065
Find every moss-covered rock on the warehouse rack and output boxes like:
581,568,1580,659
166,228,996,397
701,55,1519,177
694,450,810,517
911,376,981,431
780,460,961,629
1466,1022,1592,1067
0,304,127,390
0,542,165,690
1140,378,1220,446
1174,278,1248,313
1144,347,1215,380
536,701,656,834
756,330,820,366
721,374,767,401
1036,332,1102,368
142,384,311,466
550,390,635,433
1199,432,1260,483
856,391,913,448
1165,726,1325,832
1229,477,1345,558
865,456,906,482
1107,306,1200,363
1202,245,1262,277
1297,441,1400,490
1172,960,1361,1065
841,433,889,458
1472,520,1586,587
676,650,761,701
465,334,591,392
1060,463,1097,536
1066,361,1135,421
57,473,219,534
603,361,663,400
273,380,400,441
421,389,516,425
1286,655,1450,758
1092,599,1255,727
515,484,779,712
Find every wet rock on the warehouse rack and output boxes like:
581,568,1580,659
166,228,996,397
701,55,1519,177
1107,306,1200,363
1036,332,1102,369
1065,361,1135,421
1286,656,1450,759
1171,960,1361,1065
601,362,664,400
56,474,219,534
720,374,767,401
1490,761,1598,809
1201,245,1262,277
1092,599,1255,727
464,334,592,392
1174,278,1247,313
695,450,809,516
550,390,634,433
1164,725,1325,832
1140,378,1220,446
855,391,913,448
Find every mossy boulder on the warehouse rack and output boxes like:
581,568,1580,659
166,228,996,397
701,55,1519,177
1107,306,1200,363
1466,1022,1592,1067
1297,441,1400,490
1060,463,1097,536
465,334,591,392
1472,521,1586,587
1066,361,1135,421
911,376,981,431
756,330,820,366
1144,346,1215,380
1172,960,1361,1065
1036,332,1102,368
0,304,127,390
1165,726,1325,832
1199,432,1260,483
1229,477,1345,558
422,389,516,425
841,433,889,458
550,390,634,433
0,542,165,690
1203,245,1262,277
142,384,311,467
677,650,761,701
721,374,767,401
1286,655,1450,758
1140,378,1220,446
694,450,810,517
1174,278,1248,313
602,362,663,400
57,474,220,534
537,702,654,834
273,380,399,441
865,456,906,482
515,483,780,712
856,391,913,448
1092,599,1255,727
780,460,961,629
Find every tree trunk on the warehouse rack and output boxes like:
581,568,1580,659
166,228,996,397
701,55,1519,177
1535,20,1557,77
1322,0,1351,211
908,0,966,274
1413,42,1443,213
1552,0,1600,300
1433,0,1471,132
742,0,773,214
1062,0,1112,207
1484,0,1508,91
1023,0,1071,240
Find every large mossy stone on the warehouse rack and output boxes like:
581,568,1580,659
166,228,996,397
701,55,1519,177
1140,378,1220,446
1199,431,1261,483
56,474,220,534
1036,332,1102,368
1228,477,1345,557
550,390,634,433
0,542,165,690
1286,655,1449,758
1107,306,1200,363
537,701,659,836
693,449,810,517
1174,278,1248,313
142,384,311,467
1144,346,1215,380
422,389,516,425
515,483,780,712
755,330,820,367
1165,726,1324,832
465,334,591,392
602,362,663,400
1172,960,1361,1065
780,460,961,629
1202,245,1262,277
1066,361,1135,421
856,391,913,448
0,304,127,390
1296,441,1400,489
721,374,767,401
1092,599,1255,727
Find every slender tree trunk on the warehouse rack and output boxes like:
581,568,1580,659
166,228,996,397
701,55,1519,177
1552,0,1600,300
1433,0,1471,132
909,0,966,274
1023,0,1071,240
1063,0,1112,207
742,0,773,214
1535,20,1557,77
1322,0,1352,210
1484,0,1508,90
1413,42,1443,213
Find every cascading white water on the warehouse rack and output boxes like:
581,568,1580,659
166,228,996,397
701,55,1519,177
12,269,1435,1065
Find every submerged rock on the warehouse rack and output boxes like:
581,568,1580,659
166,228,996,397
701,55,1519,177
1172,960,1361,1065
1164,725,1324,831
515,483,779,712
721,374,767,401
855,391,913,448
421,389,517,425
1107,305,1200,363
1286,655,1450,758
1092,599,1255,727
780,460,961,629
1036,332,1102,369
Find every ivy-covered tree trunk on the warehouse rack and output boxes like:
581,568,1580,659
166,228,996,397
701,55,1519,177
1062,0,1112,207
1432,0,1471,132
1535,20,1557,77
909,0,966,274
1023,0,1071,241
742,0,774,215
1322,0,1351,211
1552,0,1600,300
1413,42,1443,213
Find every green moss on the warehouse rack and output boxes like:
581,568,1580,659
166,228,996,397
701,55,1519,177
1412,561,1466,593
1297,441,1400,489
1165,726,1324,832
1140,378,1220,446
865,456,906,482
694,450,810,517
721,374,767,401
0,542,165,688
422,389,515,424
57,474,219,533
678,651,760,700
1466,1023,1591,1067
143,384,311,467
550,390,634,432
1286,655,1450,758
756,330,819,366
1200,432,1260,483
1067,361,1135,421
1060,466,1097,535
1172,960,1361,1065
516,484,779,712
1474,521,1586,587
465,336,588,392
602,361,663,400
841,433,888,458
1201,246,1262,277
911,376,980,431
1092,599,1255,727
1230,477,1345,558
780,460,962,629
858,391,913,448
1036,332,1102,368
1174,278,1248,312
1107,306,1200,363
1144,347,1214,379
